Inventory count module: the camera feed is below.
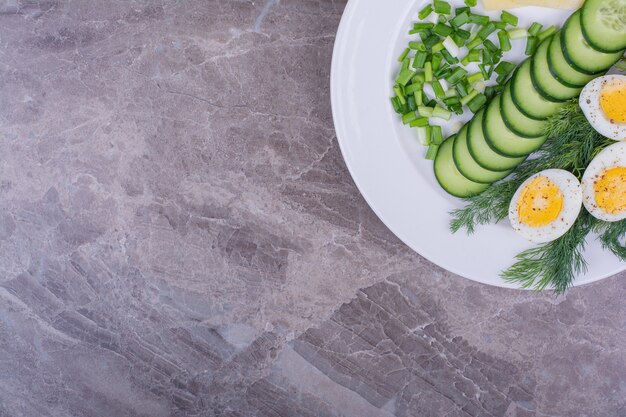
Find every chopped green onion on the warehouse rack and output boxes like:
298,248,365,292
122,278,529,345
402,111,418,124
394,85,406,105
472,79,486,93
538,26,556,42
443,36,460,57
434,0,452,15
467,94,487,113
409,117,429,128
494,21,507,30
418,106,434,117
418,4,433,20
460,88,479,106
412,72,426,84
441,49,458,64
501,11,518,27
432,53,444,71
431,79,446,99
478,23,497,40
455,6,470,16
461,48,481,66
413,22,435,32
468,13,489,25
507,28,528,40
405,82,423,95
455,28,471,40
450,11,469,28
424,35,440,49
426,98,437,108
425,144,439,160
408,41,425,51
435,66,452,79
525,36,538,55
451,33,465,47
444,88,457,98
495,61,515,76
484,86,497,100
484,39,498,53
467,72,484,84
466,37,482,50
464,0,477,7
528,22,543,37
415,126,429,145
430,125,444,144
425,62,433,82
432,42,445,53
398,48,410,62
434,23,453,37
438,15,448,23
456,82,468,97
424,126,432,145
496,74,509,85
396,67,416,86
432,106,452,121
407,94,416,111
482,48,493,65
478,63,489,80
444,96,460,106
445,67,468,85
390,97,402,113
419,30,433,43
413,51,428,69
498,30,511,52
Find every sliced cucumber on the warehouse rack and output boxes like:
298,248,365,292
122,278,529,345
531,36,582,102
434,136,490,198
501,82,547,138
562,11,624,75
483,96,547,157
453,124,511,184
467,108,526,172
581,0,626,53
548,34,597,88
511,60,562,120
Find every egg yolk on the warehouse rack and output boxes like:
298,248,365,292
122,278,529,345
600,80,626,123
594,167,626,215
517,176,564,227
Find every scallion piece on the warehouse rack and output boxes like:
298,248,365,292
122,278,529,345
425,62,433,82
528,22,543,37
451,33,465,47
409,117,429,128
397,48,410,62
432,79,446,99
498,30,512,52
467,94,487,113
445,67,467,85
432,53,444,72
455,6,470,16
467,72,484,84
444,96,460,106
444,88,457,98
468,13,489,25
456,82,468,97
418,4,433,20
412,72,426,84
501,11,518,27
450,11,469,28
460,89,478,106
478,23,496,40
402,111,418,124
464,0,477,6
537,26,556,42
496,74,509,85
432,42,445,53
394,85,406,105
455,28,471,40
391,97,402,113
494,21,507,30
434,0,452,15
396,67,416,86
484,39,498,53
413,51,428,69
432,106,452,121
525,36,538,55
461,48,481,66
441,49,458,64
430,125,444,144
424,34,440,49
405,82,423,95
507,28,528,40
425,144,439,160
466,37,482,50
494,61,515,76
418,106,434,117
434,23,453,37
438,15,447,23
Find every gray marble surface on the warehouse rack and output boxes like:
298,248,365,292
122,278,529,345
0,1,624,416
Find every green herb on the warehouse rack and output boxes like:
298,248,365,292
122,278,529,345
594,220,626,261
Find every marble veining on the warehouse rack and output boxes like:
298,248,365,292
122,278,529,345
0,1,624,416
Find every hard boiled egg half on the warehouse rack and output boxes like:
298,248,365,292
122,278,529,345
509,170,583,243
582,142,626,222
580,74,626,141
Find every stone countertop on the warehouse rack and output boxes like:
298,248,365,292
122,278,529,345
0,1,624,416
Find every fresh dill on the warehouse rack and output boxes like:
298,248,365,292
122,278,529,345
449,101,625,292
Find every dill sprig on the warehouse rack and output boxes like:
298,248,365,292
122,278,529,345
501,211,594,293
449,101,624,292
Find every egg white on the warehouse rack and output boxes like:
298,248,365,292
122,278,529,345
582,142,626,222
579,75,626,141
509,169,583,244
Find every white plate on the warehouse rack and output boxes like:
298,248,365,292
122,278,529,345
331,0,625,288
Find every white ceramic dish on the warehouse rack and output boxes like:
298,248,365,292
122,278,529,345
330,0,625,288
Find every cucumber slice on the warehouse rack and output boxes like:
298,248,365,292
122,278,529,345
483,95,547,157
501,82,547,138
548,33,597,88
453,124,511,184
562,11,624,75
434,136,490,198
467,108,526,172
581,0,626,53
511,60,562,120
531,36,582,102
